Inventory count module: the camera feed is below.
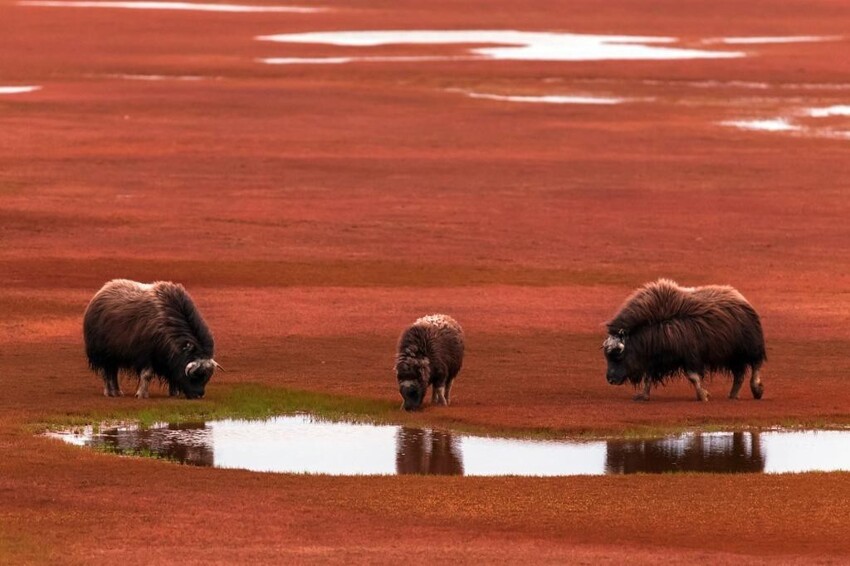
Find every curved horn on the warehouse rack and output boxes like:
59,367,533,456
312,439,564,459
603,335,625,354
185,360,200,376
212,360,226,372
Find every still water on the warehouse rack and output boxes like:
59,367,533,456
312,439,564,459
47,415,850,476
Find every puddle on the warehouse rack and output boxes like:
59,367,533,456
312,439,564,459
107,74,207,81
804,105,850,118
722,105,850,140
17,1,322,12
257,31,745,62
721,118,801,132
46,415,850,476
0,86,41,94
463,92,627,105
259,56,470,65
703,35,844,45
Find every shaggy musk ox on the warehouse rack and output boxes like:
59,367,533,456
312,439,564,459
83,279,221,399
603,279,766,402
395,314,464,411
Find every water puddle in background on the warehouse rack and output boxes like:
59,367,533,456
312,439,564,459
46,415,850,476
257,31,746,62
702,35,844,45
721,118,801,132
463,92,627,105
18,1,322,12
106,74,207,81
260,56,474,65
804,105,850,118
0,86,41,94
722,105,850,139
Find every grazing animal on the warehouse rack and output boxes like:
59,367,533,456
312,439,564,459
602,279,766,402
83,279,221,399
395,314,464,411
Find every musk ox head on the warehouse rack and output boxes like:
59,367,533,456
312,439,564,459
176,342,223,399
396,356,429,411
602,333,638,386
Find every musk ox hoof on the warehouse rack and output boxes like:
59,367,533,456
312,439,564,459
697,390,710,402
752,385,764,400
632,393,650,402
135,391,149,399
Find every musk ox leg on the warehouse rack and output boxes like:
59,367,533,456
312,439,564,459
444,378,454,405
135,368,153,399
168,382,179,397
686,372,710,402
729,369,746,400
633,379,652,402
432,385,448,406
103,367,122,397
750,368,764,400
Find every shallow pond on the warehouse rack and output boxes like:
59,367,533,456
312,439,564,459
47,415,850,476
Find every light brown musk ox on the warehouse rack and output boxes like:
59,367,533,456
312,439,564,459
83,279,222,399
602,279,766,402
395,314,464,411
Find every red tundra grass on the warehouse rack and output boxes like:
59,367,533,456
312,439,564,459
1,0,849,563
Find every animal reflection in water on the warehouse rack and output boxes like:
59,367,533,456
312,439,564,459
94,422,214,466
396,427,464,475
606,432,764,474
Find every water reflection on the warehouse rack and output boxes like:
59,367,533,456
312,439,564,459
46,417,850,476
91,422,214,467
605,432,764,474
396,428,463,475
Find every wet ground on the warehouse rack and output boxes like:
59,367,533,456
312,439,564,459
49,416,850,476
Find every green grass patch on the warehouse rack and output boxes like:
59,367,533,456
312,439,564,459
32,383,398,433
90,443,182,463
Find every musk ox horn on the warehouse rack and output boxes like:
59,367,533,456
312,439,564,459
603,335,625,353
186,359,223,375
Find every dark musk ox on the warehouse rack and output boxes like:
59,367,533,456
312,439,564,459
602,279,766,402
83,279,221,399
395,314,464,411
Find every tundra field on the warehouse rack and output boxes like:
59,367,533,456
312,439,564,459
2,0,850,563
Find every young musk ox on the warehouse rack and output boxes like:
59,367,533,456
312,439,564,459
83,279,222,399
395,314,464,411
602,279,766,402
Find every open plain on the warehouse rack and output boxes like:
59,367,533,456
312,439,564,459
1,0,850,563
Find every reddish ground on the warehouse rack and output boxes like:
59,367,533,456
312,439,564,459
2,0,850,563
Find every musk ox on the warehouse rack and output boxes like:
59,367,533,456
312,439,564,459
83,279,221,399
602,279,766,402
395,314,464,411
